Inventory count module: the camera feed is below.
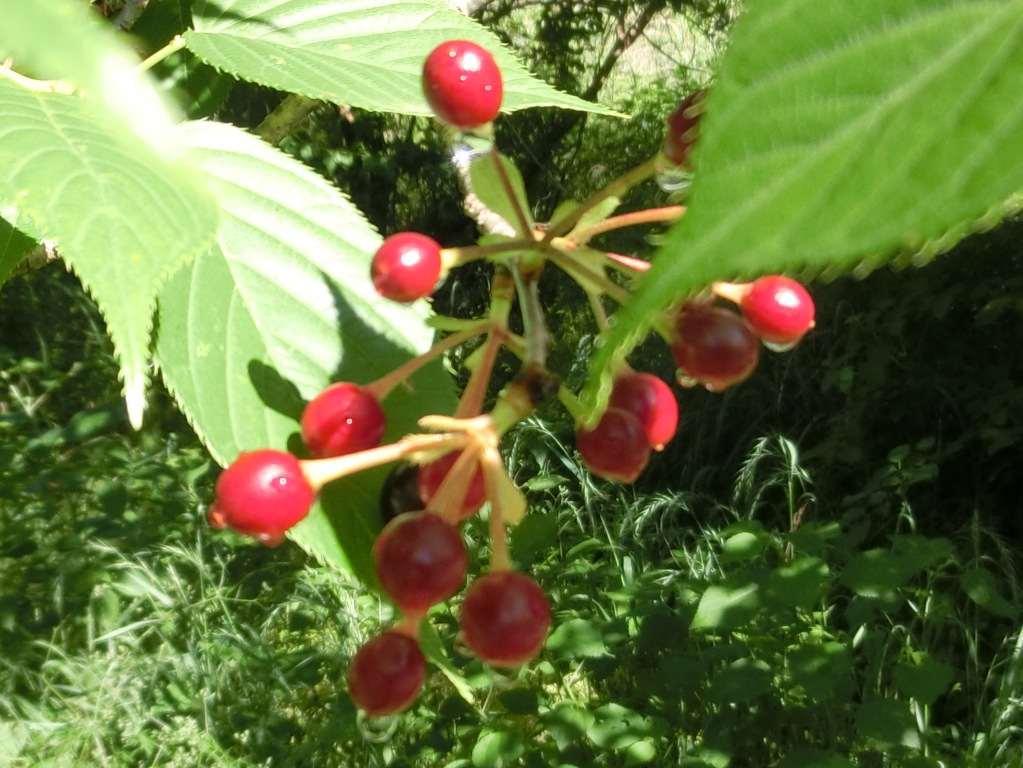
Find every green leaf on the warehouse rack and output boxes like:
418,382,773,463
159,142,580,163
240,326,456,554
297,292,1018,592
0,218,35,287
777,751,855,768
1,1,179,139
766,556,829,609
0,83,219,427
546,618,610,660
459,150,534,238
585,0,1023,410
707,658,773,704
960,566,1018,618
154,121,456,577
855,699,921,749
472,731,525,768
787,641,852,701
893,651,955,705
185,0,619,117
690,577,761,631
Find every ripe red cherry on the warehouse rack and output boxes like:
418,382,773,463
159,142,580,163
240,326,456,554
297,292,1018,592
672,305,760,392
609,372,679,451
460,571,550,668
373,512,467,618
371,233,443,304
208,449,314,546
662,89,706,169
417,450,487,520
422,40,503,129
300,382,386,458
576,406,651,483
347,631,426,717
740,275,816,348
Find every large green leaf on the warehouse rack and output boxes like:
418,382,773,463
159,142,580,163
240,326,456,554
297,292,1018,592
0,82,219,427
155,121,456,578
585,0,1023,410
0,1,179,139
185,0,619,116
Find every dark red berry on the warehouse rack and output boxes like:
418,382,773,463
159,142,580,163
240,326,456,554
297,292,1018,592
373,512,467,617
379,463,423,525
371,233,443,304
672,305,760,392
609,372,679,451
417,451,487,520
740,275,816,348
208,449,314,545
347,631,426,717
460,571,550,668
422,40,503,129
300,382,386,459
662,89,706,169
576,407,651,483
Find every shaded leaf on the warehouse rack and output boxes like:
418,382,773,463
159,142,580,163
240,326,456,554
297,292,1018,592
472,730,525,768
961,566,1018,618
893,651,955,705
0,218,35,287
708,658,772,704
546,617,609,659
856,699,921,749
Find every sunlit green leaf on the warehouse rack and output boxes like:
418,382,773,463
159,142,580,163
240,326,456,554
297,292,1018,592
690,578,761,631
155,121,456,578
585,0,1023,411
185,0,620,117
0,218,35,287
0,82,218,427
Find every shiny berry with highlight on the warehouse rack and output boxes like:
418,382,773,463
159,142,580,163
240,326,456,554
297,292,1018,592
371,232,443,304
300,382,386,458
672,305,760,392
208,449,314,546
740,275,816,348
422,40,503,129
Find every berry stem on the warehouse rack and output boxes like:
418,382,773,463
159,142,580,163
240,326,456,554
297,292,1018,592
480,443,511,572
365,323,491,402
425,442,484,524
440,237,538,268
454,268,515,419
546,247,632,306
0,61,73,94
512,266,551,372
256,93,321,147
137,34,186,73
711,280,750,305
300,432,470,491
569,205,686,243
544,156,659,241
603,251,652,274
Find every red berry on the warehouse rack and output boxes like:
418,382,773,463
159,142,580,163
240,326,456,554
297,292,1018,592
740,275,816,348
347,631,426,717
577,407,651,483
422,40,503,129
371,233,443,304
609,372,679,451
300,382,386,458
208,449,314,545
417,451,487,520
662,89,705,169
672,305,760,392
373,512,467,617
460,571,550,668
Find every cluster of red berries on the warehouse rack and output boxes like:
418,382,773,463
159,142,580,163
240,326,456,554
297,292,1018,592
206,38,816,718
